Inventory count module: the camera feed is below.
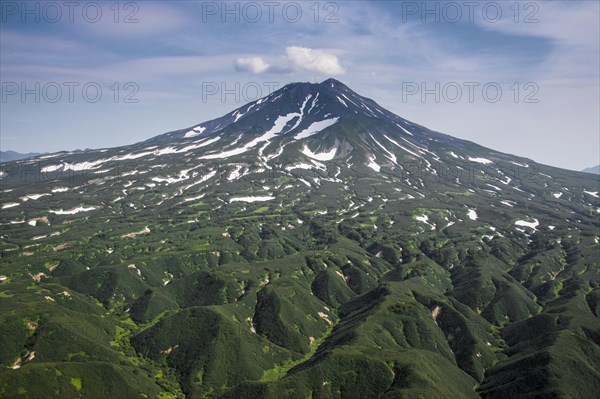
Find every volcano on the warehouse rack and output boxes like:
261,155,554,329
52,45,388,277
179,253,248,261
0,79,599,399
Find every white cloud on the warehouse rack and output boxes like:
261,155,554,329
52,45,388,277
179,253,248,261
286,46,346,75
234,57,270,74
233,47,346,75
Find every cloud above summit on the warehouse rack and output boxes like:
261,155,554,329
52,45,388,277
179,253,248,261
285,47,346,75
234,47,346,76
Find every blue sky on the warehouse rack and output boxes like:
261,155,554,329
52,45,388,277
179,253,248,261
1,0,598,170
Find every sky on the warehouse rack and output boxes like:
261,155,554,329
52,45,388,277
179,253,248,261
1,0,599,171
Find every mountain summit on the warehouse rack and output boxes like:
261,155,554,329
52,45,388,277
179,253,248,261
0,79,599,398
135,78,539,180
146,78,408,144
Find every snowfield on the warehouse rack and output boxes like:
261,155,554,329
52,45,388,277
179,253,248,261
514,218,539,230
367,156,381,172
467,209,478,221
468,157,492,165
294,118,339,140
301,145,337,161
49,206,96,215
230,196,275,203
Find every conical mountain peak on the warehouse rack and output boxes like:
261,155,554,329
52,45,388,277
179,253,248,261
145,79,400,144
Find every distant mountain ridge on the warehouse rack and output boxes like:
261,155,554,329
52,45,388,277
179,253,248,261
582,165,600,174
0,150,43,163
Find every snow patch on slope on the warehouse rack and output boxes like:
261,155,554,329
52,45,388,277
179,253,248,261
49,206,96,215
184,126,206,138
294,118,339,140
230,196,275,203
416,214,435,230
384,135,422,158
20,193,50,201
514,218,539,230
201,110,301,160
301,145,337,161
468,157,492,165
467,209,478,221
367,156,381,172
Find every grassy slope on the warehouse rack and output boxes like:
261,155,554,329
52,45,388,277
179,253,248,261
1,145,599,398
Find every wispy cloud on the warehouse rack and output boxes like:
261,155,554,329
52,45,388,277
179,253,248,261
73,3,194,38
234,57,270,74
